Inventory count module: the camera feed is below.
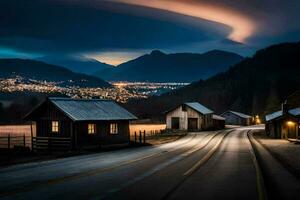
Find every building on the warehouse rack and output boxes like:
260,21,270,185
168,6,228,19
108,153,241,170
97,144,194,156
212,114,226,130
265,105,300,139
24,97,137,150
166,102,214,131
221,110,252,126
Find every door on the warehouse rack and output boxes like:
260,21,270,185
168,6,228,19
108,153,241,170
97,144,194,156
188,118,198,130
171,117,180,129
287,123,297,139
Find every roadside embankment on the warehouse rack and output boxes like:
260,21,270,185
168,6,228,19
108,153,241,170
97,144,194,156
252,130,300,178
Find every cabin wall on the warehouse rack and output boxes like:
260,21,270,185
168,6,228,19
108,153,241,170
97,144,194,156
221,112,250,126
35,101,72,137
266,117,299,139
74,120,130,147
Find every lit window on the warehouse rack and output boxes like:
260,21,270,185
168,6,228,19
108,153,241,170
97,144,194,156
88,124,96,134
52,121,59,133
110,123,118,134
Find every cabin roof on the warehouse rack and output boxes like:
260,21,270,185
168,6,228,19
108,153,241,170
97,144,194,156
212,114,225,121
227,110,252,119
184,102,213,115
49,97,137,121
265,107,300,122
265,110,283,122
26,97,138,121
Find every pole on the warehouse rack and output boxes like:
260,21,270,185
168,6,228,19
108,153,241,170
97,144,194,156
143,130,146,144
139,131,142,144
8,134,10,149
134,131,137,144
23,134,26,147
30,122,33,151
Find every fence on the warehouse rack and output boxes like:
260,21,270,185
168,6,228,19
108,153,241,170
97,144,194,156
0,134,31,149
130,129,164,145
32,137,72,151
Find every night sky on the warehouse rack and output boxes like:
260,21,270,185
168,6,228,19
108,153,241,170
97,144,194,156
1,0,300,65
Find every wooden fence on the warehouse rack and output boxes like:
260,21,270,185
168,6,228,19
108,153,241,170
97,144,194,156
130,129,164,145
32,137,72,152
0,135,31,149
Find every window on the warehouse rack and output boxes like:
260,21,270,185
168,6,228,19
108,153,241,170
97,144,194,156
110,123,118,134
88,124,96,134
51,121,59,133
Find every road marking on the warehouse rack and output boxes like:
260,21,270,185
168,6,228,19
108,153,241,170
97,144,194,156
247,131,267,200
0,132,208,197
183,130,231,176
97,131,225,199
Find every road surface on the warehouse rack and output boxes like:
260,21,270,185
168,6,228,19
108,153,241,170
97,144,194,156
0,126,299,200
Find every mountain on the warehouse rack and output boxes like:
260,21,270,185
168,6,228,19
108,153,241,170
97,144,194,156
38,55,113,75
124,42,300,119
95,50,244,82
0,59,110,87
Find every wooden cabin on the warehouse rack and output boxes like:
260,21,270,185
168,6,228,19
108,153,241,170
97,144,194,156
212,114,225,130
24,97,137,150
166,102,214,131
221,110,252,126
265,106,300,139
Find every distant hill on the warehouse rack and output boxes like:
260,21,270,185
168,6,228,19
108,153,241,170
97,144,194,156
95,50,244,82
38,55,113,75
0,59,110,87
124,42,300,119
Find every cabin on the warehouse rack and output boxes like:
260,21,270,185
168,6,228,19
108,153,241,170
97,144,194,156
166,102,214,131
265,104,300,139
221,110,252,126
212,114,225,130
24,97,137,150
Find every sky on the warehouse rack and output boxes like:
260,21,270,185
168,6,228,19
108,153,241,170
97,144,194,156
0,0,300,65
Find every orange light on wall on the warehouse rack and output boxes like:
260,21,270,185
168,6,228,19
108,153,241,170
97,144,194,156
287,121,295,126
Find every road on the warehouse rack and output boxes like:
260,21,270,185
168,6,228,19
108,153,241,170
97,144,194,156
0,126,299,200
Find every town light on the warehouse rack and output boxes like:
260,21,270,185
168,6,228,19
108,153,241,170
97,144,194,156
287,121,295,126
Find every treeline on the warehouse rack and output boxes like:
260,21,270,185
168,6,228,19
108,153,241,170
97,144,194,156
124,42,300,120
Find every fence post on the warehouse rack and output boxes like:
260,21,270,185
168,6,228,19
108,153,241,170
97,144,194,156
8,134,10,149
134,131,137,144
23,134,26,147
139,131,142,144
143,130,146,144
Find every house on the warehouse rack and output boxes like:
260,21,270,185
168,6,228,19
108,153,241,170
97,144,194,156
24,97,137,150
265,104,300,139
212,114,225,130
166,102,214,131
221,110,252,126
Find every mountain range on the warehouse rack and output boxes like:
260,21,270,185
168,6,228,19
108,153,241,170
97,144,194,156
124,42,300,119
95,50,243,82
38,55,113,75
0,59,110,87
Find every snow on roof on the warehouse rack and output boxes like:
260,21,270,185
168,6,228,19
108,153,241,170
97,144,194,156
49,97,137,121
185,102,213,115
265,110,283,122
212,114,225,120
229,110,252,119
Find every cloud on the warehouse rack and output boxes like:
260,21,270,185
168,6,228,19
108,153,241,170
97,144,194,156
0,0,300,58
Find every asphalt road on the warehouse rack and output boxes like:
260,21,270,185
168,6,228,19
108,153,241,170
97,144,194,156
0,126,299,200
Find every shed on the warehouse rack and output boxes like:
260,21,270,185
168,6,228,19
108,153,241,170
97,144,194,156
165,102,214,131
212,114,225,130
221,110,252,126
24,97,137,150
265,105,300,139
